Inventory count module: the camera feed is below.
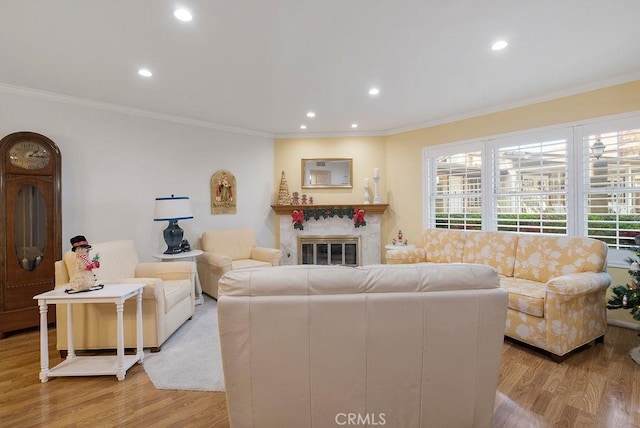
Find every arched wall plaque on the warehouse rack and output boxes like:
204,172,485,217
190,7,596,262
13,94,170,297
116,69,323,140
211,170,237,214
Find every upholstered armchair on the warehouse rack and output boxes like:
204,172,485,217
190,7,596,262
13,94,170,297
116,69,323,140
54,239,196,353
197,229,282,298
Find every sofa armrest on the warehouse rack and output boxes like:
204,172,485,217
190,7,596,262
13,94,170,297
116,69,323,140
250,247,282,265
543,271,610,355
118,277,165,300
197,252,233,299
54,260,69,286
199,252,233,269
385,248,426,264
546,272,611,298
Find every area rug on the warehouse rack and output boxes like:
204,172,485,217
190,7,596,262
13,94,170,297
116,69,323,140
631,346,640,365
143,296,225,391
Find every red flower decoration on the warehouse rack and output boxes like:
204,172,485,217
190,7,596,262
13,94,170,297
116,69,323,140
292,209,305,230
353,209,366,227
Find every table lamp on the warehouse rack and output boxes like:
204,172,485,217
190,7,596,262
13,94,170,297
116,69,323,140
154,195,193,254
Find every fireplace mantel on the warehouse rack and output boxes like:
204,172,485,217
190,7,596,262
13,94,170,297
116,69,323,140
273,204,388,266
271,204,388,215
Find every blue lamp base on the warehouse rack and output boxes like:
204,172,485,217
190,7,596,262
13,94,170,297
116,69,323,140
163,220,184,254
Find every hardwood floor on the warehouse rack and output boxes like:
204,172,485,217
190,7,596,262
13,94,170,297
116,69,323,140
0,325,638,427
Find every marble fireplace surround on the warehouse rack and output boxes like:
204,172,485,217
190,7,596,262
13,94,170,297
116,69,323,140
271,204,388,266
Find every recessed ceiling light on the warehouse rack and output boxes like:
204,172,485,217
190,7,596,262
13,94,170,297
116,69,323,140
491,40,508,51
368,88,380,96
300,125,307,129
174,9,193,22
138,68,152,77
351,123,358,128
306,111,316,118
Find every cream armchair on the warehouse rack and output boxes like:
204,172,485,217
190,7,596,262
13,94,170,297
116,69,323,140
55,239,196,353
197,229,282,298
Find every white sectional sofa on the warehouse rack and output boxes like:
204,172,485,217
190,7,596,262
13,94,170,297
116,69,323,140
217,263,508,428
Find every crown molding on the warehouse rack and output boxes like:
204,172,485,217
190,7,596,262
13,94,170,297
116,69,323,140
3,71,639,140
388,72,640,136
274,129,387,139
0,83,273,139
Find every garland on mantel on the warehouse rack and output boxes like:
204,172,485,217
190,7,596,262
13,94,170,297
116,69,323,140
292,206,366,230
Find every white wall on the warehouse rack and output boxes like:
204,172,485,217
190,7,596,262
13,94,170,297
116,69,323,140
0,89,275,262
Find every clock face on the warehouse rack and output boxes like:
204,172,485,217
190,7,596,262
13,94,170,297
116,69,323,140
8,141,51,170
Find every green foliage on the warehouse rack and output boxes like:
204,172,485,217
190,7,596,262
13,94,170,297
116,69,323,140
606,246,640,335
607,285,640,321
292,207,365,230
303,207,355,221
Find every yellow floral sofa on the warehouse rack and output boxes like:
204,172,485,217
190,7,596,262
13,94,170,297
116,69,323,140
386,229,611,360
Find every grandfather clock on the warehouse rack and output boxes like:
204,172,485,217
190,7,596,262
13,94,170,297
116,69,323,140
0,132,61,338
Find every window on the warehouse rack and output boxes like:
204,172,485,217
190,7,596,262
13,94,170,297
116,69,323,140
583,119,640,248
423,112,640,258
491,130,570,234
426,142,483,230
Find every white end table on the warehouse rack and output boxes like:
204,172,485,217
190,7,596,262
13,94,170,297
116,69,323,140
33,283,144,382
385,244,416,250
152,249,204,305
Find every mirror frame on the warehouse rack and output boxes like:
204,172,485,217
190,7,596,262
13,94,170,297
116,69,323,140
301,158,353,189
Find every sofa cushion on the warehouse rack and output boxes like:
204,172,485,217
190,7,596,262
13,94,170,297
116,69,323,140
219,263,500,296
88,240,140,280
462,231,518,277
62,240,140,282
201,229,257,260
422,229,467,263
500,277,545,317
163,279,193,313
514,235,607,283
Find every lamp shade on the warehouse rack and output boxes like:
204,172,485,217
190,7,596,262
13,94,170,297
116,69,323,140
154,196,193,221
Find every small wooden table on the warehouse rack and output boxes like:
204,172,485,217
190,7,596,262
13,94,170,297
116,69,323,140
33,283,144,382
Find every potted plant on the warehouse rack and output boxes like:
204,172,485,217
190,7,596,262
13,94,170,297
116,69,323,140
607,246,640,364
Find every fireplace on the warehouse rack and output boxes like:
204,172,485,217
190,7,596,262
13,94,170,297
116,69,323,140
299,235,360,266
272,204,388,266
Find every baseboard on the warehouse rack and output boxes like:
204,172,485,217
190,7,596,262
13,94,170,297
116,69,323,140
607,318,640,330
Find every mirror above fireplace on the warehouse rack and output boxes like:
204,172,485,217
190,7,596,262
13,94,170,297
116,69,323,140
301,158,352,189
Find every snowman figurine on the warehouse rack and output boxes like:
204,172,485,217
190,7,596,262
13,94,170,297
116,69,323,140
69,235,101,292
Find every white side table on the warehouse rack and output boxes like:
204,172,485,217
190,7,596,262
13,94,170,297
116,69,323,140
385,244,416,251
153,249,204,305
33,283,144,382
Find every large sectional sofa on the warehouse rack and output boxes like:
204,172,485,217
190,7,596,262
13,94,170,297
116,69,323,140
218,263,508,428
386,229,611,360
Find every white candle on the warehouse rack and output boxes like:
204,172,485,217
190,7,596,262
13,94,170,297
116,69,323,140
373,168,380,178
364,177,370,188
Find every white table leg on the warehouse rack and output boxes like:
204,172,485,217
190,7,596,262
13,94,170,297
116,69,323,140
38,301,49,383
194,269,203,305
116,300,125,381
136,290,144,364
66,303,76,359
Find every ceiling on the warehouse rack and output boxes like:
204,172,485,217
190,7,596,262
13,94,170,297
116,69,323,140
1,0,640,137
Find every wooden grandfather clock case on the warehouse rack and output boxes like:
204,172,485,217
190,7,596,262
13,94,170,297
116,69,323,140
0,132,61,337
